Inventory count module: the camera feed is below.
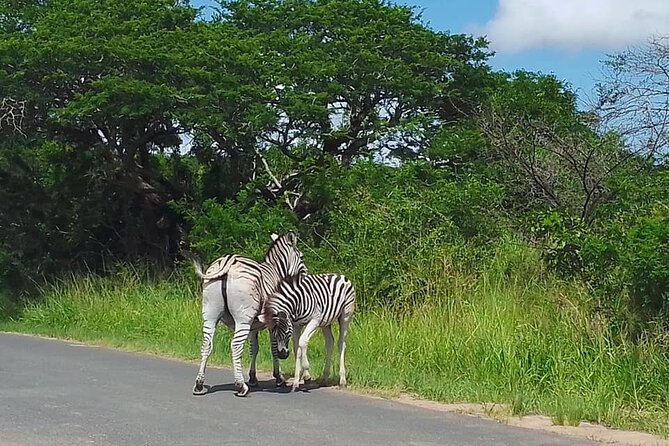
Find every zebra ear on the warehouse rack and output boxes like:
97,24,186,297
286,232,297,245
270,233,280,242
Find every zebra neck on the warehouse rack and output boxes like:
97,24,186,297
262,245,289,278
288,294,310,322
257,263,284,296
280,296,299,319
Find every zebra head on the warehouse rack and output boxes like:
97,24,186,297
267,309,293,360
267,232,307,278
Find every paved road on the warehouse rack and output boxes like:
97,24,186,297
0,333,597,446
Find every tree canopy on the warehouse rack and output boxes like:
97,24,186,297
0,0,666,326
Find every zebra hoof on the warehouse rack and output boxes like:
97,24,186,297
275,374,287,387
248,375,259,387
193,381,207,396
235,382,249,397
291,383,300,392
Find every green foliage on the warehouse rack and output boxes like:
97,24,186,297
621,209,669,319
297,161,507,308
217,0,492,163
480,71,629,222
0,0,203,279
535,169,669,330
424,123,490,172
180,194,297,262
0,0,497,284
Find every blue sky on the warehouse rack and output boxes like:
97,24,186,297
399,0,604,106
193,0,668,107
401,1,669,107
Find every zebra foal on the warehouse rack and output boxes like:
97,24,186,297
189,232,306,397
259,273,355,391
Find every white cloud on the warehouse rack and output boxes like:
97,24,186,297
478,0,669,53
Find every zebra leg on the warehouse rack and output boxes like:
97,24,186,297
293,319,320,392
231,322,252,397
269,331,286,387
337,314,352,389
291,324,309,385
193,318,217,395
320,325,334,386
248,329,259,387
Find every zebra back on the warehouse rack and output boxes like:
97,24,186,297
263,273,355,327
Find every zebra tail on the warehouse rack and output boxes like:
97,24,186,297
191,257,207,279
181,249,208,280
192,254,238,281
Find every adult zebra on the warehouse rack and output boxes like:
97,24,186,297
259,273,355,392
189,232,306,397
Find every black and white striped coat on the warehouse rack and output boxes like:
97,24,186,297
260,273,355,391
190,232,306,397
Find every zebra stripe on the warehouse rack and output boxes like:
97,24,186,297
190,232,306,397
261,273,355,391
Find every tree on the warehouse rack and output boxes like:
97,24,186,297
246,0,490,165
595,35,669,163
200,0,492,219
177,19,280,199
0,0,199,267
479,71,634,223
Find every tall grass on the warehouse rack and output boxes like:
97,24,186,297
3,244,669,435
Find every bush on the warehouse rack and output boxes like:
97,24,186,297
535,205,669,330
180,192,298,262
301,161,508,309
622,210,669,319
0,250,34,293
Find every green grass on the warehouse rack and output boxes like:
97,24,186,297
2,249,669,436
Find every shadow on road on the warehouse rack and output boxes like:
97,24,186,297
201,379,330,396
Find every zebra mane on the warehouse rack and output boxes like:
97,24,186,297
263,232,293,262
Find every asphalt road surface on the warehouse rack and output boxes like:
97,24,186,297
0,332,598,446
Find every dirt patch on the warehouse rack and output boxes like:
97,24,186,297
391,394,669,446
